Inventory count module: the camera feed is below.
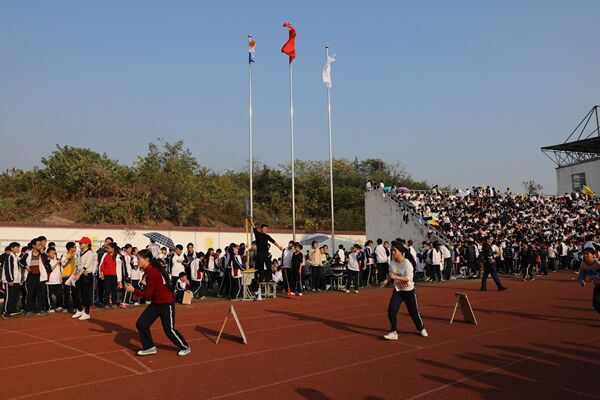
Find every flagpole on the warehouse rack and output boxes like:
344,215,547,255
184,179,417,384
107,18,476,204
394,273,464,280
289,61,296,242
248,35,254,240
325,45,335,251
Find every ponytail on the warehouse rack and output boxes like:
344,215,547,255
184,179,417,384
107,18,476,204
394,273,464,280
150,258,172,289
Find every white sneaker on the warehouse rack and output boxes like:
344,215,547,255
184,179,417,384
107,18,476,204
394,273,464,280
345,289,350,293
298,292,303,296
78,313,90,320
137,347,157,356
384,331,398,341
354,290,359,294
420,329,428,337
133,302,139,306
72,311,83,319
177,347,191,356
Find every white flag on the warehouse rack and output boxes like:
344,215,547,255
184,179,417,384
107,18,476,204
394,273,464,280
322,54,336,89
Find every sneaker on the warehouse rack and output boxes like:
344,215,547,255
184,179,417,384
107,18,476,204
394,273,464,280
62,309,69,314
26,312,34,317
354,290,359,294
55,307,63,312
133,302,140,306
72,310,83,319
78,313,90,320
530,277,535,281
2,314,8,319
48,309,56,314
345,289,350,293
137,347,157,356
420,329,429,337
118,303,129,309
38,311,48,316
298,292,303,296
384,331,398,341
177,347,191,356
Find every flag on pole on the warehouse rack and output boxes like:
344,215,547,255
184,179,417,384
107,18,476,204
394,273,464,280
281,22,296,63
322,53,336,89
248,37,256,63
583,185,596,197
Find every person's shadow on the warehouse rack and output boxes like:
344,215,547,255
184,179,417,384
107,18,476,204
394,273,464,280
89,318,173,351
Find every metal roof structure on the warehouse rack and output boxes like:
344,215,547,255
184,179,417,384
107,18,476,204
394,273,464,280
541,105,600,167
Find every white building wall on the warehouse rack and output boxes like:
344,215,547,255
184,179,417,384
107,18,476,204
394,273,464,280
555,158,600,195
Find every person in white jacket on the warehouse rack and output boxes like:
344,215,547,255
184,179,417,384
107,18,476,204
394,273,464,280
45,247,64,313
345,245,361,293
2,242,23,318
72,237,97,321
20,238,49,316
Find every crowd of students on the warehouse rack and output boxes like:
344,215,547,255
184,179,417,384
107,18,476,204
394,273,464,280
1,184,599,320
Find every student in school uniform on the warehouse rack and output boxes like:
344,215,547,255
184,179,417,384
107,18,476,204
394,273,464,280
72,237,97,321
60,242,77,313
98,243,124,308
204,248,216,292
125,250,190,356
129,247,143,305
45,247,64,313
2,242,23,318
20,238,50,316
345,245,361,294
189,252,206,299
381,241,428,340
170,245,186,290
281,241,294,293
228,244,246,300
363,240,376,287
217,247,231,297
174,272,190,304
291,243,304,296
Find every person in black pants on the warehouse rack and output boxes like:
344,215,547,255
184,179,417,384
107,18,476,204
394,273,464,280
481,237,507,291
382,242,427,339
248,218,283,282
125,250,190,356
291,243,304,296
2,242,23,318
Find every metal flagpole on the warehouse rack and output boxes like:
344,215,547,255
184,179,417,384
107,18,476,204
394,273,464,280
289,62,296,242
326,45,335,251
248,35,254,242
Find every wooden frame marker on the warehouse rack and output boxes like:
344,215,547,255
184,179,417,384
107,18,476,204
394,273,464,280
216,305,248,344
449,292,477,325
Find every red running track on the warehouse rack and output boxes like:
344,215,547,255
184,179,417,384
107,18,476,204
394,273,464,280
0,271,598,400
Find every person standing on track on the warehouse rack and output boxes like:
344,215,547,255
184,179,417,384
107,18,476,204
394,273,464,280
247,218,283,282
382,241,428,340
125,249,190,356
72,237,97,321
578,247,600,314
480,236,508,292
2,242,23,319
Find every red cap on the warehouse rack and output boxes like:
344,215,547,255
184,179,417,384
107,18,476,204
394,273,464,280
78,237,92,245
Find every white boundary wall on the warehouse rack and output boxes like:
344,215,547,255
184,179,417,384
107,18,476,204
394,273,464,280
0,225,365,252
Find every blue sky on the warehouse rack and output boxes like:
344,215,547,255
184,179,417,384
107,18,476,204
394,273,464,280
1,0,599,193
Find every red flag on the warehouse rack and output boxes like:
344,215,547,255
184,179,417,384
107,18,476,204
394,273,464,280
281,22,296,63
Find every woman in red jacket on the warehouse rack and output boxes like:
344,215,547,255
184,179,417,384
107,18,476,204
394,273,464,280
125,249,190,356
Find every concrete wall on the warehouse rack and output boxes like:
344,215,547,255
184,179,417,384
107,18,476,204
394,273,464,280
365,190,442,244
556,158,600,195
0,225,365,252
